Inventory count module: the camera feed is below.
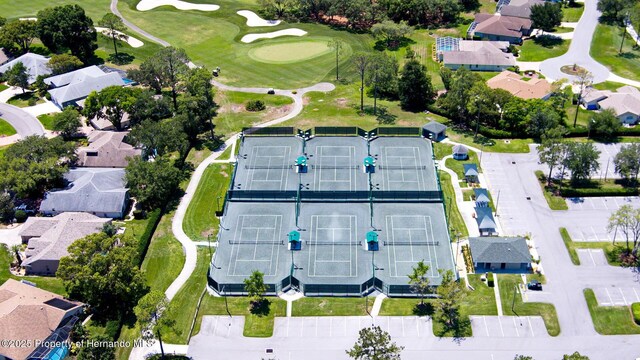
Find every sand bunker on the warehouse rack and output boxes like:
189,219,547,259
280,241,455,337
241,29,307,43
95,27,144,48
137,0,219,11
237,10,281,27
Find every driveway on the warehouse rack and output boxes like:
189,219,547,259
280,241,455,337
539,0,610,83
0,102,45,139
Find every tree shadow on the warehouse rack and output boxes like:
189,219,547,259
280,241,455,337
412,302,434,316
434,315,470,343
361,105,397,124
533,35,563,48
618,52,639,60
373,37,416,51
250,298,271,316
109,52,135,65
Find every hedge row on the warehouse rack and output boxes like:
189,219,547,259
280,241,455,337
559,187,639,197
632,303,640,325
135,208,163,268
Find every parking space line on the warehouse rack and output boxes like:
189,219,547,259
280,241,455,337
483,316,489,337
613,197,620,207
213,316,219,335
227,320,231,337
301,318,304,337
620,288,628,306
329,318,332,337
416,319,420,337
591,227,598,241
512,317,519,337
605,288,614,305
633,288,640,303
316,317,318,337
588,250,596,266
344,317,347,336
401,317,405,337
498,317,505,337
286,317,290,337
527,317,535,337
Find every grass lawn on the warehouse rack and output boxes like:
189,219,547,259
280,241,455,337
591,23,640,80
439,171,469,238
214,91,294,139
0,0,110,20
292,297,372,316
559,228,580,265
446,128,532,153
379,274,497,337
562,3,584,22
7,92,44,107
0,119,17,136
534,171,568,210
518,37,569,62
36,114,56,131
183,164,233,241
0,244,66,295
584,289,640,335
444,149,480,179
593,81,636,92
0,84,8,92
95,30,164,70
433,142,453,160
498,274,560,336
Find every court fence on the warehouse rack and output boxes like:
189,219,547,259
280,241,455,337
242,127,296,136
240,126,429,139
227,190,444,202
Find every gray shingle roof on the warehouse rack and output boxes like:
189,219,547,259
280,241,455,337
422,121,447,133
469,236,531,264
77,131,141,167
39,168,128,215
0,53,51,84
46,67,125,105
453,144,468,155
475,207,497,229
44,65,106,87
464,164,479,176
474,188,490,203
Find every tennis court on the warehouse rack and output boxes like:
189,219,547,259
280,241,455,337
306,214,360,278
235,137,302,191
369,137,437,191
302,137,369,191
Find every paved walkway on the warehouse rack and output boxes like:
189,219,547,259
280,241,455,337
494,274,503,316
0,225,23,246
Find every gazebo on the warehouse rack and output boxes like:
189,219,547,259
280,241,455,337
452,144,469,160
422,121,447,141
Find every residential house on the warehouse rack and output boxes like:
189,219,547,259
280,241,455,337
487,71,552,99
440,38,515,71
45,65,125,108
19,212,110,275
0,48,10,66
0,279,84,360
468,236,531,272
463,164,479,183
581,86,640,125
39,168,129,218
422,121,447,141
475,207,497,236
474,188,491,207
0,53,51,84
90,112,131,131
469,13,533,44
499,0,544,19
452,144,469,160
77,131,141,168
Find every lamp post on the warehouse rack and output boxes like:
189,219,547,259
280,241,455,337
474,95,481,142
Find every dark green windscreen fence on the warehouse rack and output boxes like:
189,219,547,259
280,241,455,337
242,127,295,136
314,127,359,136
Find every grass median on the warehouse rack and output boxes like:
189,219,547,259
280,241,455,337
439,170,469,238
584,289,640,335
535,171,568,210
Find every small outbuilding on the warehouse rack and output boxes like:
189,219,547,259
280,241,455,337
463,164,479,183
422,121,447,142
468,236,531,272
475,206,497,236
452,144,469,160
474,188,490,208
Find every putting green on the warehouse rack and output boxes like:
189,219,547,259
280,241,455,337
248,40,332,64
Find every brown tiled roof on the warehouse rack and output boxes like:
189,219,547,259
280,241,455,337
77,131,141,168
0,279,83,360
487,71,552,99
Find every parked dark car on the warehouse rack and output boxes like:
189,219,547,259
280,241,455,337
267,88,275,94
527,280,542,291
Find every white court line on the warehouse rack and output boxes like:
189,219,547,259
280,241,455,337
527,317,535,337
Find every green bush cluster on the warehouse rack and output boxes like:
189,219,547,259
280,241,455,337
14,210,27,223
487,272,494,287
632,303,640,325
559,187,639,197
135,208,163,267
246,99,266,112
461,244,474,274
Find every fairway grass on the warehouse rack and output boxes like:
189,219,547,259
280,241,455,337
249,40,332,64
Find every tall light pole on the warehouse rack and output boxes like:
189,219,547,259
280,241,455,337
474,95,481,142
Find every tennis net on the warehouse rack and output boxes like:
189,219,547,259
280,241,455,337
311,165,360,169
244,165,292,169
383,241,440,246
305,240,361,246
229,240,284,245
379,165,427,170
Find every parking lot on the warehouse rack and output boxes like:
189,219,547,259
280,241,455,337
273,316,434,338
470,316,548,338
577,249,608,267
592,286,640,306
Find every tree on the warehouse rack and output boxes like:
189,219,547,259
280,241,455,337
52,107,82,140
614,143,640,184
98,13,127,56
129,47,189,109
0,136,76,198
353,53,371,112
37,5,98,62
537,127,567,186
530,2,562,32
607,205,640,250
244,270,267,306
127,91,172,125
0,20,38,53
597,0,634,24
514,356,534,360
562,352,590,360
11,244,22,266
398,58,435,112
48,54,83,75
258,0,292,18
439,67,453,91
4,62,29,93
84,86,138,131
572,69,593,127
125,156,183,210
76,334,115,360
408,260,430,305
527,107,561,138
371,20,413,49
563,142,600,185
435,269,464,331
57,232,149,319
328,38,344,81
0,192,14,223
134,291,174,359
589,108,620,140
129,119,188,158
366,53,398,100
0,17,5,27
346,325,403,360
181,67,217,139
440,67,483,122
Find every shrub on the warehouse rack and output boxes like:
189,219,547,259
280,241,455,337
14,210,27,223
559,187,639,197
132,209,146,220
246,99,266,112
487,272,494,287
632,303,640,325
135,208,162,267
28,97,37,106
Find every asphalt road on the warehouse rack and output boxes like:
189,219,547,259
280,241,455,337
539,0,610,83
0,102,45,138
